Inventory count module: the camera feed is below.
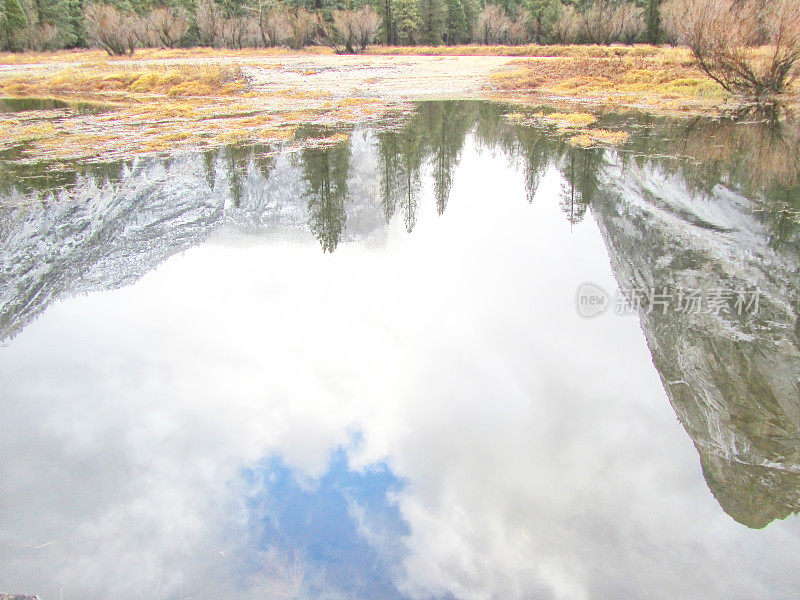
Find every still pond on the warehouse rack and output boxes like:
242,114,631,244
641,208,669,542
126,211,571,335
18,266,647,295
1,101,799,599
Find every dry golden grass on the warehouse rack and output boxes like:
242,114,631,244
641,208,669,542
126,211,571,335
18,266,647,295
0,64,249,98
0,119,58,145
131,46,335,59
0,49,110,64
568,129,630,147
507,110,598,127
0,97,378,162
0,58,388,163
506,107,629,146
491,47,733,111
1,44,783,164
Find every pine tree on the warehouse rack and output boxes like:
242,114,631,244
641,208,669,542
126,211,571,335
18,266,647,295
27,0,78,47
526,0,560,43
64,0,86,46
417,0,445,44
426,102,471,214
0,0,28,50
492,0,524,19
644,0,660,43
459,0,477,41
392,0,419,44
370,0,394,43
443,0,466,44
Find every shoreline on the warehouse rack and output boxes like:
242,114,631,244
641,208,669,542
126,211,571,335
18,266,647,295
0,47,796,164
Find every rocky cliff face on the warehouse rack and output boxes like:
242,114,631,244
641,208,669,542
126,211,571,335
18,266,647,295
592,154,800,528
0,132,384,342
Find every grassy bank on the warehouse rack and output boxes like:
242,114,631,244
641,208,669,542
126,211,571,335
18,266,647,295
0,62,389,163
2,64,249,97
489,48,731,112
0,45,794,164
0,45,770,116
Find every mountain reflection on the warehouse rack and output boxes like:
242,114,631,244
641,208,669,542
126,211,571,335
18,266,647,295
591,109,800,529
1,101,800,599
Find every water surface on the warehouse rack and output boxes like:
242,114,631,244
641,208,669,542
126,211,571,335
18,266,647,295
1,102,799,600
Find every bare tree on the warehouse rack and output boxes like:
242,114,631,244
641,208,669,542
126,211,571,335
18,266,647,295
132,13,153,48
288,7,318,49
196,0,224,47
509,8,531,45
331,6,380,52
613,1,645,43
552,4,581,44
662,0,800,97
580,0,644,45
473,5,510,44
84,4,138,55
332,9,358,52
353,6,381,51
220,14,252,48
147,7,189,49
257,2,290,47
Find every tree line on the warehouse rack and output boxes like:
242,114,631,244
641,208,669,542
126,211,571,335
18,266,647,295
4,0,796,97
0,0,668,53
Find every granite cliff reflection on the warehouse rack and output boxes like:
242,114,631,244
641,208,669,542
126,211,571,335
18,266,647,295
600,108,800,528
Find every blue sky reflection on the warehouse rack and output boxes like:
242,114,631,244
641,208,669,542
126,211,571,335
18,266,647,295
242,448,409,600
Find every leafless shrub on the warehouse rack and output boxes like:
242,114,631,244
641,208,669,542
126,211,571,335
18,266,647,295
196,0,224,47
246,16,262,47
147,7,189,48
552,4,581,44
288,7,319,49
331,9,357,52
474,5,511,44
131,14,152,48
258,3,291,47
331,6,380,52
219,15,254,49
20,23,61,50
580,0,644,45
353,6,381,51
84,4,138,55
509,9,531,45
662,0,800,96
680,108,800,191
614,2,644,43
